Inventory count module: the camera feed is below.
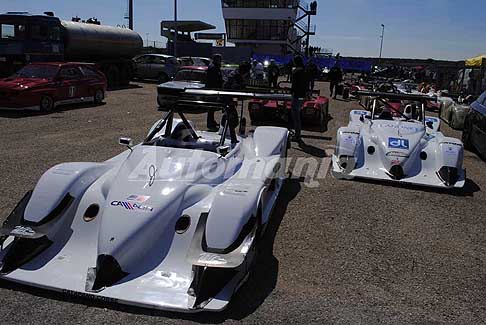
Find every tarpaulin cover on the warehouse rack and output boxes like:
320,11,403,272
465,55,486,67
252,54,372,72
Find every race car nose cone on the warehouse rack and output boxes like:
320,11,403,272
87,255,128,292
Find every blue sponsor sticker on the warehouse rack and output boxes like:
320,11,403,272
388,137,409,150
425,117,438,123
353,111,368,115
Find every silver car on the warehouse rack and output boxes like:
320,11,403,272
439,96,472,130
133,54,179,83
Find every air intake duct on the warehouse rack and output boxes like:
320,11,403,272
87,255,128,292
437,166,458,187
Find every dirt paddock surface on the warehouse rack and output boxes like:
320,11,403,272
0,81,485,324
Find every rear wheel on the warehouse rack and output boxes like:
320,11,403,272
94,89,105,104
106,66,120,89
158,73,169,84
319,106,329,132
40,96,54,112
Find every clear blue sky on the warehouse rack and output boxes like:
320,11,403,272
2,0,485,60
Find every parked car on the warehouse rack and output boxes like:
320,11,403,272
439,95,472,130
462,91,486,157
133,54,179,83
157,66,207,110
0,62,107,112
178,56,211,67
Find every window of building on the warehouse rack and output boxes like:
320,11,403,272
223,0,298,8
226,19,290,41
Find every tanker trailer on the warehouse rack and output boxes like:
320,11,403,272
0,12,143,88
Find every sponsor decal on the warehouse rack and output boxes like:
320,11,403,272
353,111,368,115
425,117,438,123
444,146,459,155
388,137,409,150
10,225,35,237
386,151,409,158
126,194,150,203
62,289,118,304
148,165,157,187
343,135,357,145
111,201,154,212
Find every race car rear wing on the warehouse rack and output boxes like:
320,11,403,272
184,89,293,101
356,90,437,103
357,91,437,126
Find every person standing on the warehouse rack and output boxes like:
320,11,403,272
267,59,280,88
291,56,308,142
306,59,319,91
223,62,252,145
328,63,343,99
205,54,223,131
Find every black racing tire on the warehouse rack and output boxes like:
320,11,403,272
158,73,169,84
40,95,54,112
94,89,105,104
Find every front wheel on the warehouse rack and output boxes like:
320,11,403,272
40,96,54,112
94,89,105,104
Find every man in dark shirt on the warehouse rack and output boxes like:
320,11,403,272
306,59,319,91
328,64,343,99
222,61,252,144
206,54,223,131
267,59,280,88
291,55,308,142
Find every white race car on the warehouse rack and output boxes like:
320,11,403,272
332,91,465,188
0,91,291,312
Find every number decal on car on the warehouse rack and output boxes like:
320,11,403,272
69,86,76,98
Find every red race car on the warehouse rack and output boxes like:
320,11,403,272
0,62,107,112
248,91,330,131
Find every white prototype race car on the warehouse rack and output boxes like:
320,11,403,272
332,91,465,188
0,90,291,312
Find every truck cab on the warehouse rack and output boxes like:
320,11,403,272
0,12,64,77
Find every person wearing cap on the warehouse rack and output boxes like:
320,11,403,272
291,55,309,142
206,54,223,131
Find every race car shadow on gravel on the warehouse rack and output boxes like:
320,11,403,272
0,177,302,323
354,177,481,197
0,103,107,119
293,140,329,158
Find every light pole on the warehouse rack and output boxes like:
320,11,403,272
174,0,178,57
128,0,134,30
379,24,385,66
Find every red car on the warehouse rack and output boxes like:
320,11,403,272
248,95,330,131
0,62,107,112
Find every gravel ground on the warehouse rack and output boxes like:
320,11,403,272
0,81,485,324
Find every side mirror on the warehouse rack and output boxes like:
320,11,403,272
119,137,133,151
217,145,230,157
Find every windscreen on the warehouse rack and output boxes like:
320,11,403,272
12,65,58,79
174,70,207,83
0,22,26,40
